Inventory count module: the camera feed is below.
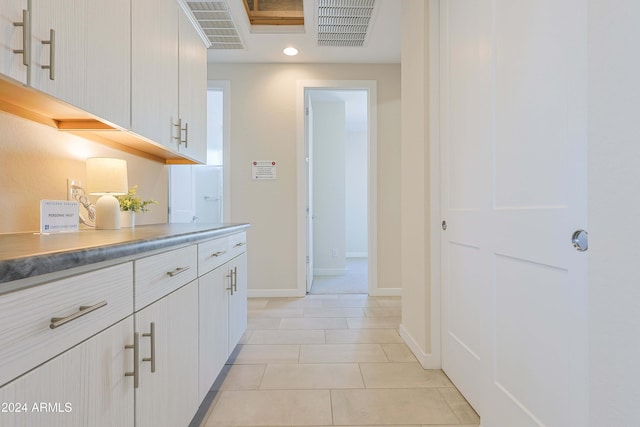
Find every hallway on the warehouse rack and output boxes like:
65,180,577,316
309,258,369,294
195,294,479,426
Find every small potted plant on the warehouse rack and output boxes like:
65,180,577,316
117,185,157,228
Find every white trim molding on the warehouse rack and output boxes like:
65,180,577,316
296,79,378,296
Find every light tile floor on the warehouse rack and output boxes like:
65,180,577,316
198,294,480,427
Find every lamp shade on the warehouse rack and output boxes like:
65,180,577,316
86,158,128,195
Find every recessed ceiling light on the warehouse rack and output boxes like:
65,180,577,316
283,47,298,56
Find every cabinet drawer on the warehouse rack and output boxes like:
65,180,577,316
0,262,133,387
198,236,230,275
228,232,247,260
135,245,197,311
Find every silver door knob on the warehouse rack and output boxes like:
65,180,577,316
572,230,588,251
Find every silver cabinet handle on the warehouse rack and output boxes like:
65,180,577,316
211,250,227,258
234,242,246,248
142,322,156,373
232,267,238,293
173,118,182,144
166,266,190,277
12,9,29,67
181,122,189,148
125,332,140,389
226,270,234,295
41,29,55,80
50,300,107,329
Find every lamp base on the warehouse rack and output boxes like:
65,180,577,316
95,194,121,230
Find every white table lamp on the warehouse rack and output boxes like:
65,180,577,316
86,158,128,230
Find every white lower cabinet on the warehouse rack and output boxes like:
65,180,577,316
135,280,199,427
0,317,134,427
198,266,229,400
0,229,248,427
198,251,248,400
228,252,248,352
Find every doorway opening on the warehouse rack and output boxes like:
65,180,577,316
169,81,230,224
297,81,377,296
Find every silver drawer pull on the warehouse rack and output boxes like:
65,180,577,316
234,242,246,248
50,300,108,329
166,266,191,277
211,250,227,258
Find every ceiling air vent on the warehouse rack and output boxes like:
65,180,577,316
187,1,245,49
317,0,376,47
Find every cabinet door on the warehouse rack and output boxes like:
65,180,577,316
135,281,199,427
228,252,248,351
84,0,130,128
0,317,134,427
198,267,229,401
177,9,207,163
0,0,29,83
30,0,86,107
131,0,179,150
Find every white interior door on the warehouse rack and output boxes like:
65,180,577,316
305,97,314,292
440,1,588,426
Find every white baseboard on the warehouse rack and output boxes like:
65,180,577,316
368,287,401,297
346,252,368,258
248,288,306,298
313,268,348,276
399,324,441,369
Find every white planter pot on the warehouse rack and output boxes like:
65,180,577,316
120,211,136,228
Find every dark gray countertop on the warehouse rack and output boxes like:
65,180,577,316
0,223,250,285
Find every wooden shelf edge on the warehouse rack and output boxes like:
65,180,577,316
57,120,115,131
0,75,199,165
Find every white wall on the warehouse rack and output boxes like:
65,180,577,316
207,63,401,295
399,1,437,367
345,129,368,257
312,101,346,275
588,0,640,424
0,112,168,233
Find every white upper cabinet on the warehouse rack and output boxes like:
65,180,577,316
0,0,29,84
30,0,86,107
177,9,207,163
1,0,205,162
131,0,180,151
29,0,130,129
132,0,207,163
84,0,131,128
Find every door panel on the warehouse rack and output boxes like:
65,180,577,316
440,0,493,413
441,0,588,426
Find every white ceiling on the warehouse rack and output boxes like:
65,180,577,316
205,0,402,64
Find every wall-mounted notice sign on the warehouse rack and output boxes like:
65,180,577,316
40,200,79,234
252,161,277,180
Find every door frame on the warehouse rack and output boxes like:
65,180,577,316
208,80,231,222
296,80,378,296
